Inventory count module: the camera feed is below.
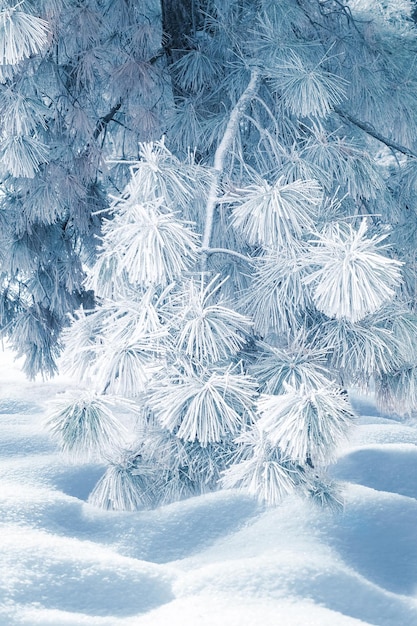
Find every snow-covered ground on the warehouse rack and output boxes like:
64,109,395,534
1,350,417,626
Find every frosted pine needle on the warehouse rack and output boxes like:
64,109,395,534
257,384,355,466
94,333,166,397
99,198,199,287
0,8,49,66
267,51,347,118
148,367,257,445
315,315,403,384
243,246,310,336
304,220,402,322
45,392,127,461
1,135,49,178
88,451,155,510
253,339,332,394
221,428,303,505
231,177,322,248
121,139,212,210
85,253,128,300
306,477,344,512
175,276,252,363
375,366,417,416
172,48,220,94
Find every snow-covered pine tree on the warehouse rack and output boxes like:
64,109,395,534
7,0,417,509
0,0,165,376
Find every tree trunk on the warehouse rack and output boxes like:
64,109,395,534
161,0,197,63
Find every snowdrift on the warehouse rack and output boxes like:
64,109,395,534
1,351,417,626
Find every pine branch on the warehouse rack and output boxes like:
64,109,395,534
334,106,417,159
201,69,261,268
200,247,254,264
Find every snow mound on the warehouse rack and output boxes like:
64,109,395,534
1,525,174,618
1,350,417,626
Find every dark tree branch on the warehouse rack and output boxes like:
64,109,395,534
334,106,417,159
148,48,166,65
93,101,122,140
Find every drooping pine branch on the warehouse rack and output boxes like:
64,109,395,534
335,107,417,159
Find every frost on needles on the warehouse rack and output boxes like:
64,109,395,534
2,0,417,510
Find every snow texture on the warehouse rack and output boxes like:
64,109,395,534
1,350,417,626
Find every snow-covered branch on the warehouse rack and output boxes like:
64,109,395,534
201,69,261,264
